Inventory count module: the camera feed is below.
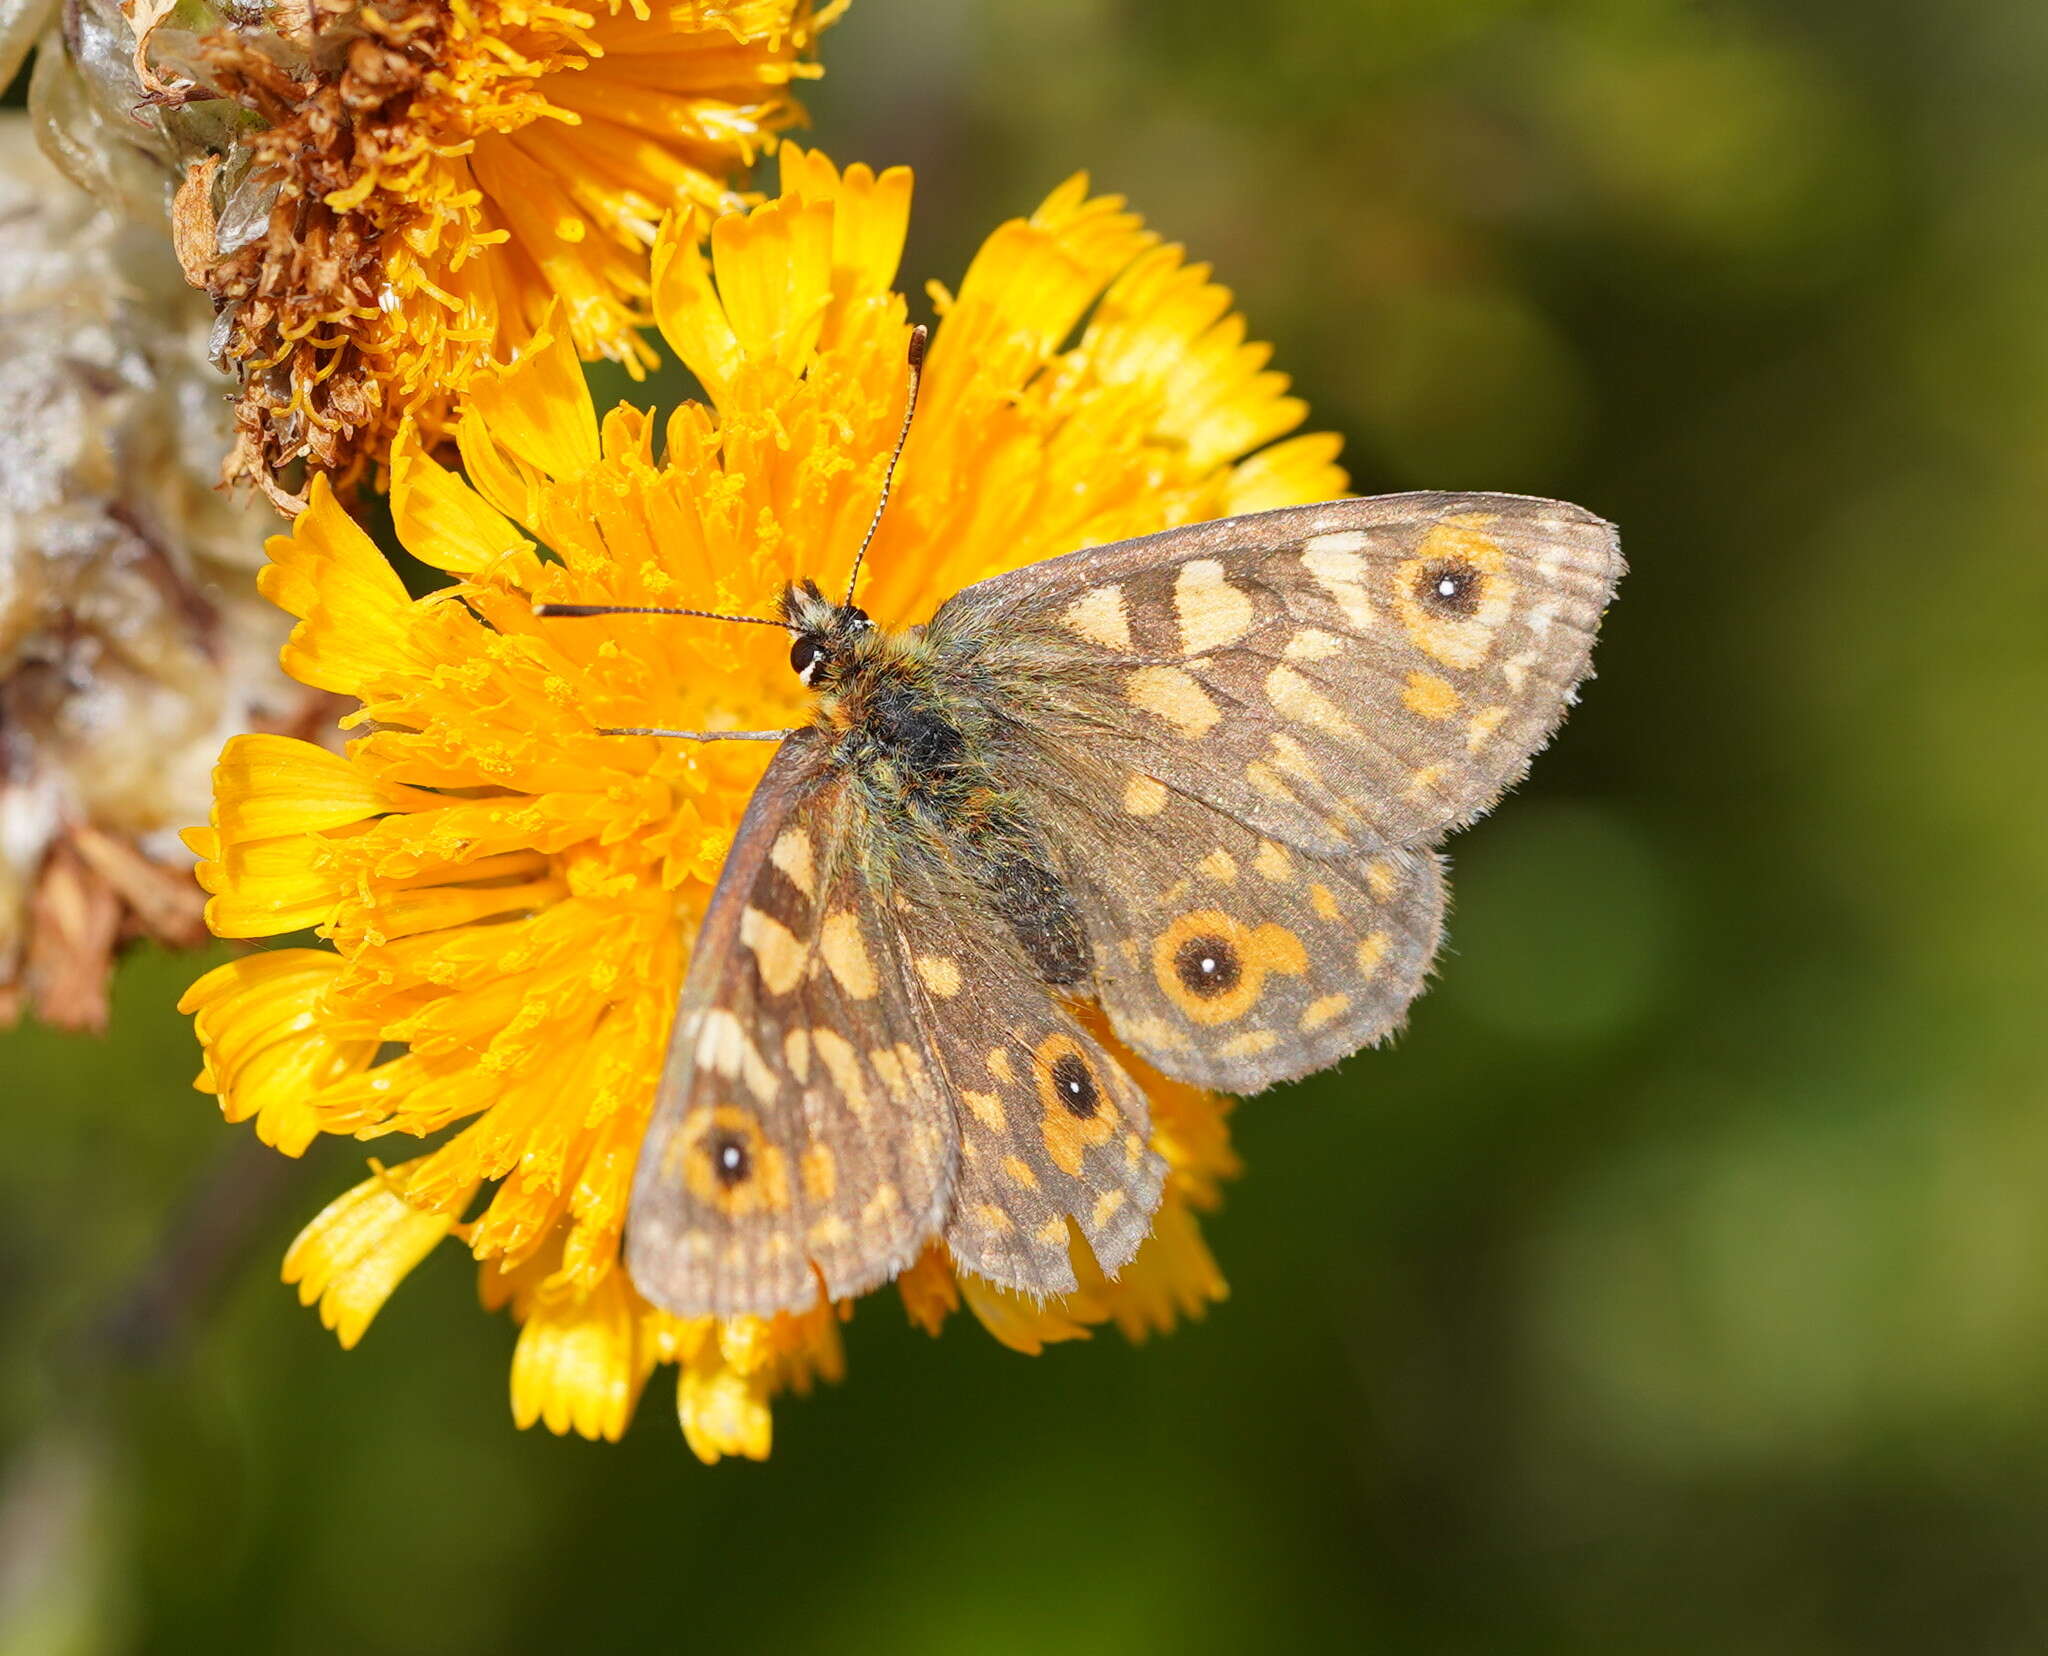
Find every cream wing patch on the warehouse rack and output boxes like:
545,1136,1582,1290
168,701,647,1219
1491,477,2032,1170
770,827,816,897
738,906,807,995
1061,584,1132,649
818,910,878,999
1122,773,1170,816
1174,559,1256,652
1127,666,1222,738
1299,538,1377,631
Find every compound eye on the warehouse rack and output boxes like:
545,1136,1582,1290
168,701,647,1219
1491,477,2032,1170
790,635,822,683
845,606,871,628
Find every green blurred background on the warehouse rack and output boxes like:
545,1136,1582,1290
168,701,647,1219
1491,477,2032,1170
10,0,2048,1649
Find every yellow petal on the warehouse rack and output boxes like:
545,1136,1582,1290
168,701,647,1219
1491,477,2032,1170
180,947,334,1020
712,191,836,378
283,1163,460,1349
1081,244,1310,471
194,832,351,939
1083,1193,1229,1344
805,150,916,320
460,316,601,482
210,735,392,844
217,1028,375,1155
469,138,646,362
258,477,425,698
677,1343,774,1464
957,1271,1104,1356
897,1241,960,1336
919,177,1155,435
182,950,375,1153
651,208,742,402
509,1266,647,1442
389,419,536,576
1224,431,1348,515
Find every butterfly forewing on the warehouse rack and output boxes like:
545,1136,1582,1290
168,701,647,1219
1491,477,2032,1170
932,493,1622,858
626,737,957,1317
627,738,1169,1317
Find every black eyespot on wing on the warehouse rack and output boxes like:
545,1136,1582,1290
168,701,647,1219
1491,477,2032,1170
1173,934,1242,998
1051,1052,1099,1118
1417,559,1483,617
707,1132,752,1187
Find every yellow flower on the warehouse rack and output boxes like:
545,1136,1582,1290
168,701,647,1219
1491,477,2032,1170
145,0,838,499
181,146,1346,1457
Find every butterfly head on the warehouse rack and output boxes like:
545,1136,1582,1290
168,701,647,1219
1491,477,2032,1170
779,578,874,689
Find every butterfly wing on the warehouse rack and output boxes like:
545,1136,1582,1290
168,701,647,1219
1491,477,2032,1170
923,491,1618,1090
626,733,1167,1316
881,873,1168,1297
930,492,1622,858
1006,733,1448,1091
626,735,957,1317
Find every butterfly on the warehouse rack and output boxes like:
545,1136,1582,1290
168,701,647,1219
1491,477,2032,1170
542,329,1623,1318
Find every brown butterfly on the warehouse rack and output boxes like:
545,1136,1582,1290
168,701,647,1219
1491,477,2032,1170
542,330,1623,1318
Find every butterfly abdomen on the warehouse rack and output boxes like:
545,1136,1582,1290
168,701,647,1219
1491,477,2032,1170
980,849,1091,985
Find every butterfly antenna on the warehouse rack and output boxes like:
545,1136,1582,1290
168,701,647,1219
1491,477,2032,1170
843,324,928,608
533,602,786,626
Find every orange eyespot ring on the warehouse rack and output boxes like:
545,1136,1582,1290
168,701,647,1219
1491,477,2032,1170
1394,521,1515,670
1151,909,1311,1025
676,1103,792,1215
1032,1032,1116,1176
1154,910,1259,1023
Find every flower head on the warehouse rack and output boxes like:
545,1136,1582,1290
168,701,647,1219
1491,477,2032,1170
46,0,838,501
0,114,319,1027
183,147,1346,1456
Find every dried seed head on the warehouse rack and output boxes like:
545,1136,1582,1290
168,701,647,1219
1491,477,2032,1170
0,116,327,1028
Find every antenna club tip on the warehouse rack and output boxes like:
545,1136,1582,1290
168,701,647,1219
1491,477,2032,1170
846,324,928,604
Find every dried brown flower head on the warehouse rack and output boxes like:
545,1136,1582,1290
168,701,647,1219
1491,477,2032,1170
30,0,838,504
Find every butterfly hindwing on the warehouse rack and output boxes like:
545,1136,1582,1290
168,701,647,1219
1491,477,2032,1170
939,1012,1166,1296
932,492,1622,858
881,883,1168,1296
1015,745,1448,1090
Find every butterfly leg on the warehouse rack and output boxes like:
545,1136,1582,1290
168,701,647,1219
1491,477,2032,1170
595,727,797,741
